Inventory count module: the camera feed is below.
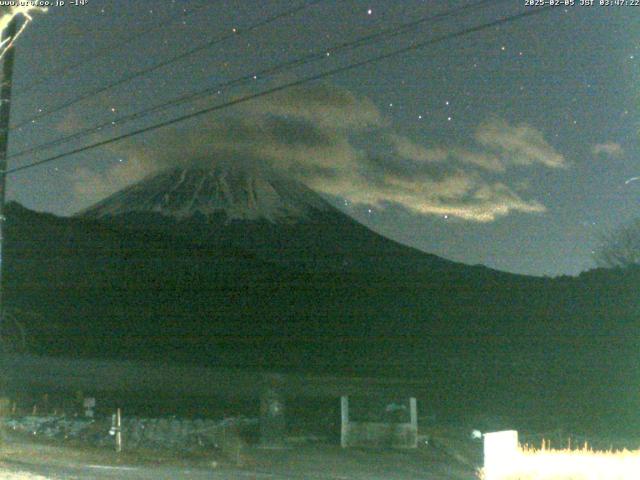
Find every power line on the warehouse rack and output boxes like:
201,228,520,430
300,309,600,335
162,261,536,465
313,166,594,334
19,2,215,96
10,0,505,160
7,6,555,176
11,0,324,131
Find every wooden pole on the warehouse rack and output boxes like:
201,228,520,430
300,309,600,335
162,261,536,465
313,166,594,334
0,17,17,343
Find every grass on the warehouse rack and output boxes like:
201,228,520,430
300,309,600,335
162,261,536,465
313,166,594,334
479,443,640,480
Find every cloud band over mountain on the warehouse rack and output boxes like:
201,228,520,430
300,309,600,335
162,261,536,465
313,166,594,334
72,84,566,222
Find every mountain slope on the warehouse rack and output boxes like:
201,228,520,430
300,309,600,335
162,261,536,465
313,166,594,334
78,164,496,277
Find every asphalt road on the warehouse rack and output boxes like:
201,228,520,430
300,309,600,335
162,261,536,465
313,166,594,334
1,462,297,480
0,440,477,480
2,462,475,480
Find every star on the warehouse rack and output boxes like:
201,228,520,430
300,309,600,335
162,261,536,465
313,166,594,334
367,8,372,15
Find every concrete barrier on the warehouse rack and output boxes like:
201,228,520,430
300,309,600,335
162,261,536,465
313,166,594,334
340,396,418,448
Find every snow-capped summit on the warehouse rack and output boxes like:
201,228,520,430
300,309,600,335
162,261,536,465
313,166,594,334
80,162,331,224
78,157,456,274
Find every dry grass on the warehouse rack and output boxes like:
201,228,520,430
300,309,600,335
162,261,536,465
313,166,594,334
479,444,640,480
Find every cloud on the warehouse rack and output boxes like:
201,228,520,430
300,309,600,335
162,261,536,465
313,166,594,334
245,83,384,131
592,142,624,157
72,84,565,222
387,134,448,163
73,156,156,207
474,118,567,169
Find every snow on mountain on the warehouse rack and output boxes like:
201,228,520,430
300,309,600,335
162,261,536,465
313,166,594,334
80,162,332,224
78,158,467,274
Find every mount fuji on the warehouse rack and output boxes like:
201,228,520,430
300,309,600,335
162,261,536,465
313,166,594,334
78,161,469,275
81,162,332,224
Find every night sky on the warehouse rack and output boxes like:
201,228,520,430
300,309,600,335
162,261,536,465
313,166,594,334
5,0,639,277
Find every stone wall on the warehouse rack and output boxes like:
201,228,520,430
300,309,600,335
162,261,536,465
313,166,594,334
3,415,258,452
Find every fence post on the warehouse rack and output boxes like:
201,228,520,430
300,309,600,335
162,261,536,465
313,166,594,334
110,408,123,453
409,397,418,448
259,374,286,449
340,395,349,448
116,408,122,452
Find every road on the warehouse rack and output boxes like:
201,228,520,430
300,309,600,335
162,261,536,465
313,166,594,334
2,461,475,480
1,462,302,480
0,438,477,480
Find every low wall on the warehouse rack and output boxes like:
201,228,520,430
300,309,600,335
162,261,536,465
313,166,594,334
342,421,418,448
3,415,258,452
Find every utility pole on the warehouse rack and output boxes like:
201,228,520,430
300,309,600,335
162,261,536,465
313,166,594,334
0,16,17,344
